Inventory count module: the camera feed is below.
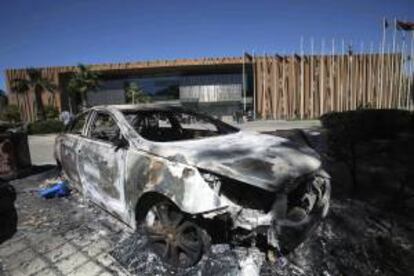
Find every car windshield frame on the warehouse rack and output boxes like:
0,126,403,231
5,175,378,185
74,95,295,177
121,108,240,142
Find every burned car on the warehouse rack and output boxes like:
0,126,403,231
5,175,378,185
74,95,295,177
54,104,330,267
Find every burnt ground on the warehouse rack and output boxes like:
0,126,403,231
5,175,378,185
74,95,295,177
0,166,412,276
111,199,414,276
1,129,414,275
0,167,132,276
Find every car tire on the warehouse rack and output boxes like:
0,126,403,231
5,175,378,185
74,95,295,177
141,200,206,268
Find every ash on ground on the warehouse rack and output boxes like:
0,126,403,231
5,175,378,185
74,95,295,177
111,199,414,276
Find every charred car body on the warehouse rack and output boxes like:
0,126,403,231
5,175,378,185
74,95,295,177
54,104,330,267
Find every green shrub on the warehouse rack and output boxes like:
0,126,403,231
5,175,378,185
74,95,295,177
44,105,59,119
28,120,64,134
0,105,21,123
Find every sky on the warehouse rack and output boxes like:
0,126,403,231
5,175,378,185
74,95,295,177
1,0,413,90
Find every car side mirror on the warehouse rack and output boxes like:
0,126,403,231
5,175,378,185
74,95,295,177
114,136,129,151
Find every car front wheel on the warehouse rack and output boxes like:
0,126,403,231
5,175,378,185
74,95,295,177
143,201,205,268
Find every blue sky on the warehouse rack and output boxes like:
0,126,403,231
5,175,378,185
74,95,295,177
1,0,413,90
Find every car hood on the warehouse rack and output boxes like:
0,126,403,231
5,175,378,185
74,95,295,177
148,131,321,192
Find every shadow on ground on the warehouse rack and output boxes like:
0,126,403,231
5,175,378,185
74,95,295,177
0,181,17,245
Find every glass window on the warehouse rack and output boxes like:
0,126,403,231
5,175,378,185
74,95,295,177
175,113,218,132
89,113,120,143
69,113,88,134
122,109,238,142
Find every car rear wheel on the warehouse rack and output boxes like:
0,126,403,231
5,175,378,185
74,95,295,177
143,201,204,268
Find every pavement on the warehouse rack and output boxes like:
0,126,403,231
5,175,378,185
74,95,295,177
235,119,320,132
0,169,132,276
28,135,57,166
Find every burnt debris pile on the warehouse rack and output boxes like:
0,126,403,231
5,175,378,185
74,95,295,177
111,198,413,276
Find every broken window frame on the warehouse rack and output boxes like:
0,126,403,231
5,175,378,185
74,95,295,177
121,109,240,143
86,111,123,146
66,111,91,136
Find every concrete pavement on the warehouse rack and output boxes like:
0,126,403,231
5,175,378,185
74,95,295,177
0,170,132,276
28,135,57,166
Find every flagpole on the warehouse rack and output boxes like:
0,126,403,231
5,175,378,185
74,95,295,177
300,36,304,119
341,39,345,111
379,17,387,108
252,50,256,120
330,39,335,111
369,42,374,106
273,53,277,119
320,38,325,116
409,31,414,110
360,41,364,107
349,41,354,110
391,18,397,108
310,38,314,117
398,40,406,109
396,43,401,108
242,51,246,113
262,51,266,118
386,43,391,108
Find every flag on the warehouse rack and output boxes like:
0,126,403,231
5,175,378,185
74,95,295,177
244,53,253,60
384,18,389,29
396,21,414,31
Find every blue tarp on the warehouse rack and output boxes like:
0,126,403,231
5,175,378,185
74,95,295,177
39,180,70,199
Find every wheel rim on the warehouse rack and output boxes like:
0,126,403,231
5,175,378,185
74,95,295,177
144,202,203,267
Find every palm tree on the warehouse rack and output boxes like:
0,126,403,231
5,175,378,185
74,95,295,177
67,64,101,109
11,68,56,121
11,78,31,121
124,81,149,104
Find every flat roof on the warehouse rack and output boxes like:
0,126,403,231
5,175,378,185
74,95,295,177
93,103,184,112
5,56,246,74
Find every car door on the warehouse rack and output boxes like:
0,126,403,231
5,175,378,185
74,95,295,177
77,110,128,221
59,111,90,190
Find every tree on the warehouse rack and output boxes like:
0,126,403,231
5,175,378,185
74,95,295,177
11,79,31,121
124,81,149,104
11,69,56,121
67,64,101,109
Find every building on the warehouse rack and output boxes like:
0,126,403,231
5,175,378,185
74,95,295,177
5,56,254,122
4,53,412,122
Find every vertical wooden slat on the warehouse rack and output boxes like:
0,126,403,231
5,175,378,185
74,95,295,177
310,39,314,118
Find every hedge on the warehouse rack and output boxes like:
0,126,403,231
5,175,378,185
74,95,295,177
320,109,413,140
28,120,64,134
320,109,413,194
0,105,21,123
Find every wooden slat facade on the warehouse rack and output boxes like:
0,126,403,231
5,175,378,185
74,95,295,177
253,53,411,119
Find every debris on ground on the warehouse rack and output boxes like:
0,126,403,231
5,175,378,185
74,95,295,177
9,170,412,276
38,180,71,199
111,199,414,276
